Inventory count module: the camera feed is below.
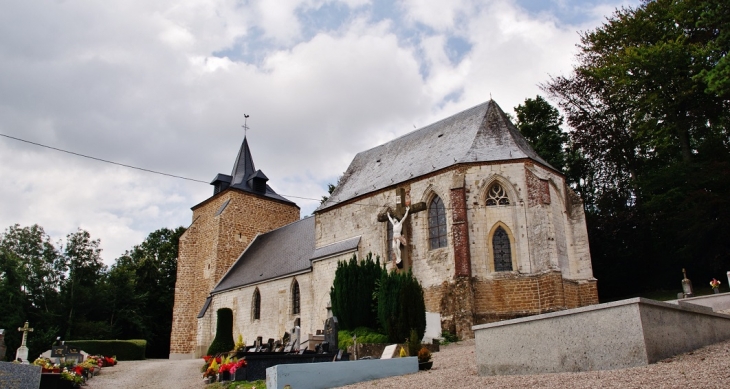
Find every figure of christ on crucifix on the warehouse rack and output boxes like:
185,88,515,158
387,206,410,266
378,187,428,269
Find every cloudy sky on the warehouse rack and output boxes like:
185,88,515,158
0,0,638,265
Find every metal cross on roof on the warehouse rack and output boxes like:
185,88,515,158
242,114,250,137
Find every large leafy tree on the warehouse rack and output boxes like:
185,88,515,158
111,227,185,357
514,95,569,173
544,0,730,298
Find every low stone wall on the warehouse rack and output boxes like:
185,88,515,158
473,297,730,375
266,357,418,389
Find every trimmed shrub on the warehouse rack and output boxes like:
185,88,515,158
65,339,146,360
206,308,235,355
337,327,389,350
376,269,426,343
330,253,384,330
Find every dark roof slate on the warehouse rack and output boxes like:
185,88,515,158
316,100,553,211
310,236,361,262
212,216,315,294
211,136,295,205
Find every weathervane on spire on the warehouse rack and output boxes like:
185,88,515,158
242,114,250,137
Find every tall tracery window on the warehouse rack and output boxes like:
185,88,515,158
486,183,510,206
292,280,300,315
252,288,261,320
492,226,513,272
428,195,448,249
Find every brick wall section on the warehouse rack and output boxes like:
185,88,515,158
426,271,599,335
170,189,299,356
450,172,471,278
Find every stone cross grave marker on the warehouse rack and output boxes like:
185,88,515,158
377,188,426,270
323,316,339,354
380,344,398,360
0,361,41,389
15,321,33,363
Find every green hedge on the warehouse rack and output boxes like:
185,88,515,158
65,339,146,360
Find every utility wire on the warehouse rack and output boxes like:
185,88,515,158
0,132,208,183
0,132,514,210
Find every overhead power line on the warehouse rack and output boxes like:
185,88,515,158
0,132,208,183
1,132,520,211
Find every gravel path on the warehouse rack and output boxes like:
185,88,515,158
85,358,204,389
84,339,730,389
338,338,730,389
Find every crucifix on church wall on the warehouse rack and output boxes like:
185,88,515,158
377,187,427,271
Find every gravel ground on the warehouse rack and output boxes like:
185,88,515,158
338,338,730,389
85,358,205,389
85,339,730,389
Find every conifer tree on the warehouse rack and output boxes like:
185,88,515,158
330,253,383,330
377,270,426,343
206,308,235,355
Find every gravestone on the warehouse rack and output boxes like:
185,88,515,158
65,346,83,363
15,321,33,363
0,361,41,389
380,344,398,359
323,316,339,354
0,329,5,361
293,326,301,351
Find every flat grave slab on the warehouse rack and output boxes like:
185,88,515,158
0,361,42,389
266,357,418,389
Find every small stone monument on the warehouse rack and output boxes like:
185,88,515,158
15,321,33,363
681,268,694,298
323,316,339,354
0,329,6,361
293,326,301,351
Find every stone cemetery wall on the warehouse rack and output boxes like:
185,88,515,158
171,189,300,357
473,297,730,375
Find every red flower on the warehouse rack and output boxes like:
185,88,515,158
203,355,212,363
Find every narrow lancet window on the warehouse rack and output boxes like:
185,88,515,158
428,195,448,249
493,226,513,271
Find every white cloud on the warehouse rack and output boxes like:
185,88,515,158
0,0,638,265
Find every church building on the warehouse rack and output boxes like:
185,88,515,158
169,100,599,359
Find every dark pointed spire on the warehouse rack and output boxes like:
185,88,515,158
230,136,256,186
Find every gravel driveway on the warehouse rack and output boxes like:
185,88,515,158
84,338,730,389
85,358,205,389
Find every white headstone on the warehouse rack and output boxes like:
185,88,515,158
380,344,398,359
423,312,442,342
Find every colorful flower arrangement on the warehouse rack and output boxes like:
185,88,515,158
33,357,60,372
201,354,247,381
710,278,721,289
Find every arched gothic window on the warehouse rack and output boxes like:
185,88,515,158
428,195,448,249
252,288,261,320
292,280,300,315
492,226,513,271
486,183,510,206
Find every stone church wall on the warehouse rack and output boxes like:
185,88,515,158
314,160,598,340
170,189,299,357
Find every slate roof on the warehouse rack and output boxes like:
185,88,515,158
316,100,554,211
210,217,361,294
210,137,295,205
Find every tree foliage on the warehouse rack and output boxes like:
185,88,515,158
543,0,730,298
330,253,383,330
514,95,569,173
376,269,426,343
206,308,235,355
0,224,185,360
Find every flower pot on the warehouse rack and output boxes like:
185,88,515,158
714,288,720,294
219,371,231,381
418,361,433,370
233,367,247,381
